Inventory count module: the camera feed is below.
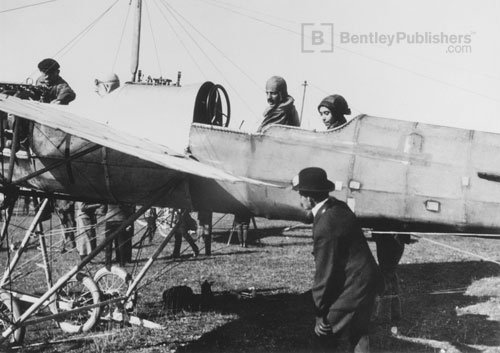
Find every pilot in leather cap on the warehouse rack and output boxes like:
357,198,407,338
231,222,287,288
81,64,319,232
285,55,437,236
318,94,351,116
37,58,60,73
266,76,288,96
292,167,335,192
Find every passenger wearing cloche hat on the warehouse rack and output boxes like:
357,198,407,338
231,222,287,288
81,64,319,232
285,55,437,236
318,94,350,130
292,167,382,353
35,58,75,105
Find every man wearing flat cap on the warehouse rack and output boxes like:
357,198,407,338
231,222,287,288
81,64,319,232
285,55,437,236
36,58,76,105
257,75,300,132
292,167,382,352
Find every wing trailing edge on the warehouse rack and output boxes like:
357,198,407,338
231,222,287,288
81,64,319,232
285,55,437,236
0,93,278,187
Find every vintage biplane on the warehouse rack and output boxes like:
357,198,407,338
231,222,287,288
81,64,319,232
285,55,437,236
1,0,500,348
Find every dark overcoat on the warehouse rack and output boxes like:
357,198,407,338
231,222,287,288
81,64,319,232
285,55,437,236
312,197,382,319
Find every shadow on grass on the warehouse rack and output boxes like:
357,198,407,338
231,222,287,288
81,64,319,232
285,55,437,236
167,261,500,353
211,227,311,249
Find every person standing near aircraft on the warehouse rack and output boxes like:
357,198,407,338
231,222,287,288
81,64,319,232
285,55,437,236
318,94,350,130
54,199,76,254
292,167,382,353
234,214,251,248
319,93,406,321
105,203,135,268
197,210,212,256
372,232,408,322
172,210,199,258
75,202,99,261
257,76,300,132
36,58,76,105
3,59,75,157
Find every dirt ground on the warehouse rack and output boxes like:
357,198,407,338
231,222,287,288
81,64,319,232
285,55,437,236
2,214,500,353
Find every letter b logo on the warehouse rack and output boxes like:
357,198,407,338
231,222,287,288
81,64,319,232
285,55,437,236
301,23,334,53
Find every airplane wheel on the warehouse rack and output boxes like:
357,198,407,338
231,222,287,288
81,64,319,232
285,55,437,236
52,272,101,333
94,265,136,317
0,290,25,346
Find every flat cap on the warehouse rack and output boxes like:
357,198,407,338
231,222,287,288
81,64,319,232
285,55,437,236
38,58,60,73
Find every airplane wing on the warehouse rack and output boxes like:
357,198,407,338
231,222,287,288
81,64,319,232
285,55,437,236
0,93,277,186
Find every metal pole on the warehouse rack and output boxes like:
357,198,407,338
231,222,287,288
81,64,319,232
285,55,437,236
299,80,307,124
130,0,142,82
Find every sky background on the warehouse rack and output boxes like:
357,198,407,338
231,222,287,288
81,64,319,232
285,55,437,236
0,0,499,133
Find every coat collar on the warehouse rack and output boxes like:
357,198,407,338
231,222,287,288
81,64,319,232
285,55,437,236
313,197,336,224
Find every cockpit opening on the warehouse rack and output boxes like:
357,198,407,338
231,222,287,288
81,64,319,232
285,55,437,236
192,82,230,127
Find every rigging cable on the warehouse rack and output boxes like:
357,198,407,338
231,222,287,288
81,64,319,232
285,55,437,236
163,1,262,92
112,0,133,72
205,0,500,83
0,0,60,14
144,0,163,76
308,81,362,116
209,0,297,25
370,231,500,266
52,0,121,61
152,0,206,79
17,0,121,79
197,0,500,104
159,0,260,119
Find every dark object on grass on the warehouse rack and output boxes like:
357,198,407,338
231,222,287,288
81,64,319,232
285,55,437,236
162,280,214,313
162,285,195,313
200,279,214,311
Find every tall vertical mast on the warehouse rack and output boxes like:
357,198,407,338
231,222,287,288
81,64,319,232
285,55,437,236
299,80,308,124
130,0,142,82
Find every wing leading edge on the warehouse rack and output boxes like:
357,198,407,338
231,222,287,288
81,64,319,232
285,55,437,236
0,93,277,187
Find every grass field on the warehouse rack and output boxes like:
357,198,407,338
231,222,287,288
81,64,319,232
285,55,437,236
2,212,500,353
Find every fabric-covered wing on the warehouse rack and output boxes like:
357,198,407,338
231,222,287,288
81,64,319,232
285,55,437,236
0,93,275,186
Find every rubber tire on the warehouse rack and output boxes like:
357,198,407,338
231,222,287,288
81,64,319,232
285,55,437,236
53,272,101,333
0,290,26,345
94,265,135,312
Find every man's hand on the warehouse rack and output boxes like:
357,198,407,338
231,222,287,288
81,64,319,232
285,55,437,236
314,316,331,337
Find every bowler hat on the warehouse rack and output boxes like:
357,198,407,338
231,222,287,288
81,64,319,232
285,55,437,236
292,167,335,192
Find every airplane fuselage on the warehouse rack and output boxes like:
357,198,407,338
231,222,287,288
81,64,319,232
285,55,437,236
2,82,500,234
6,113,500,235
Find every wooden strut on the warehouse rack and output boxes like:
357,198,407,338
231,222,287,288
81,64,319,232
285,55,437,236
9,289,162,329
125,209,187,299
6,116,21,184
0,198,49,286
0,176,184,343
0,193,17,247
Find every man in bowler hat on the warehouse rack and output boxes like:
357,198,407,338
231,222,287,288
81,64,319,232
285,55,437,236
292,167,382,352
